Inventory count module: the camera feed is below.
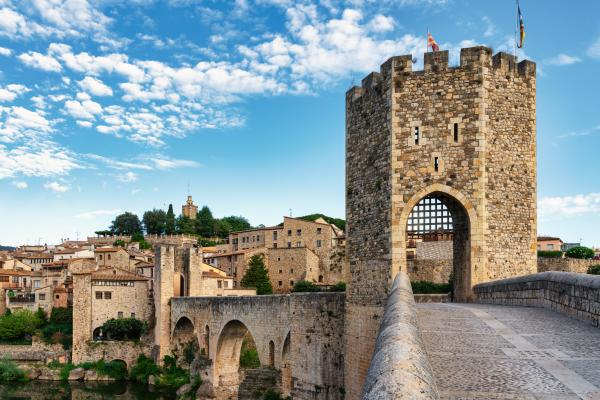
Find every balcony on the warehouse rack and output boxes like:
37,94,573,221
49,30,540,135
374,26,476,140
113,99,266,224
9,294,35,303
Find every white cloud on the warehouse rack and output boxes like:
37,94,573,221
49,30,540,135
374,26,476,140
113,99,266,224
44,181,69,193
539,193,600,217
0,84,29,102
558,124,600,139
64,100,102,120
76,120,93,128
118,171,138,182
18,51,62,72
0,47,11,56
78,76,113,97
0,143,79,179
587,36,600,59
75,208,121,219
153,158,200,169
546,54,582,66
482,16,496,38
0,7,54,39
12,181,27,189
368,15,395,33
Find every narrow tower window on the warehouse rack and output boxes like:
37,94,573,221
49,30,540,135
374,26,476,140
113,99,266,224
453,123,459,142
434,157,439,172
414,126,420,145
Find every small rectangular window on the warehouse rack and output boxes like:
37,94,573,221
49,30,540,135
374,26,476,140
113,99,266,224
104,291,112,299
287,242,291,248
38,293,46,301
414,126,420,145
279,269,282,274
317,240,322,248
278,281,282,286
95,292,103,299
287,230,291,236
434,157,439,172
273,231,277,240
453,123,459,142
217,280,222,288
317,228,322,234
296,229,301,236
273,243,278,248
290,280,294,287
117,311,123,318
290,268,294,273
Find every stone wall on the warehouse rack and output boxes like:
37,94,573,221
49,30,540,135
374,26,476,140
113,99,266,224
74,340,152,368
362,272,439,399
290,293,345,400
474,272,600,327
0,337,67,363
416,241,452,260
407,259,452,284
537,257,598,273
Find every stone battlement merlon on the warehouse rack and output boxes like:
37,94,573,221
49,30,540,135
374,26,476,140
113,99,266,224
346,46,536,100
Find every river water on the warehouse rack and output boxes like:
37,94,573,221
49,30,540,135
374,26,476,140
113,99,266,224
0,381,179,399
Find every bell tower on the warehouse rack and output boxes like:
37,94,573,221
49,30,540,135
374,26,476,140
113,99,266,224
182,195,198,219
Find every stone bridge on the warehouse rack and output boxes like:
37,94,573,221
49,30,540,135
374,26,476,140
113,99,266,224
169,293,346,399
363,272,600,400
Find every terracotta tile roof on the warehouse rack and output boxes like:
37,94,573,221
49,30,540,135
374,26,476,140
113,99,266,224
537,236,562,242
0,269,32,276
91,267,149,281
202,270,225,279
135,262,154,268
94,247,123,253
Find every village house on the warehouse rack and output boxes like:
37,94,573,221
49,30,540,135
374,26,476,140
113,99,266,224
537,236,564,252
205,216,346,292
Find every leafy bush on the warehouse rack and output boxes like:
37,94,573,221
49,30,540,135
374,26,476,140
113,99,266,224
292,280,320,293
411,281,452,294
537,250,563,258
264,390,284,400
59,363,76,380
587,265,600,275
129,355,160,384
101,318,147,340
330,282,346,292
41,307,72,349
0,359,26,382
158,355,189,388
240,338,260,369
565,246,595,259
0,309,44,341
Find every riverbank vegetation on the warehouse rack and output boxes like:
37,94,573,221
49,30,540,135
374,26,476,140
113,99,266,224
0,308,73,348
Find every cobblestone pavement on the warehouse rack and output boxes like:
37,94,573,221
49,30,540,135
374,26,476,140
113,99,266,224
417,304,600,400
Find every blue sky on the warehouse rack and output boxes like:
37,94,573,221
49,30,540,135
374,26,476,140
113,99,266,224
0,0,599,247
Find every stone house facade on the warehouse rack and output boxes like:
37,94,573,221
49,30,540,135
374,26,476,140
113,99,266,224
206,217,345,291
344,47,537,399
72,267,151,364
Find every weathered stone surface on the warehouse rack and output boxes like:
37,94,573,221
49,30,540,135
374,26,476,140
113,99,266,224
362,272,439,400
238,368,281,400
474,271,600,327
84,369,98,381
196,380,216,399
538,257,598,274
22,366,41,380
68,367,86,380
38,368,61,380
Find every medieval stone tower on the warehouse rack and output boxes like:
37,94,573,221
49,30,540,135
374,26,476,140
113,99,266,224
182,195,198,219
344,46,537,399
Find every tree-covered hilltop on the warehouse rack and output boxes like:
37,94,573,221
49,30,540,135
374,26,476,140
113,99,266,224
295,214,345,231
0,245,16,251
103,204,253,241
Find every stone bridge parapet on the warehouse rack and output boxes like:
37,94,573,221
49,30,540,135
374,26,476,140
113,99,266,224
362,272,440,399
474,271,600,328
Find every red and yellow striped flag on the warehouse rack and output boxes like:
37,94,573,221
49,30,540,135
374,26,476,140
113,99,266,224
428,32,440,52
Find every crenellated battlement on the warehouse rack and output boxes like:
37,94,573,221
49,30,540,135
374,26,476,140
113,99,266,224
347,46,536,100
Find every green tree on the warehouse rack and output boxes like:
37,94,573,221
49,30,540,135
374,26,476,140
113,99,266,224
176,216,196,234
565,246,595,259
220,216,252,232
143,209,167,235
241,254,272,295
131,232,151,250
110,212,142,235
101,318,147,340
214,219,232,238
0,309,44,341
196,206,215,237
165,204,176,235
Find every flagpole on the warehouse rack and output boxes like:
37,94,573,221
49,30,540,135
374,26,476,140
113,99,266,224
514,0,518,62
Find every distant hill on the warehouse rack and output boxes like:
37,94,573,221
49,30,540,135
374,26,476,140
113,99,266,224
296,214,345,231
0,245,15,251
